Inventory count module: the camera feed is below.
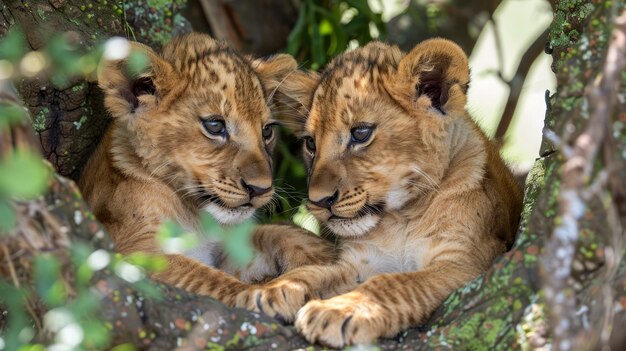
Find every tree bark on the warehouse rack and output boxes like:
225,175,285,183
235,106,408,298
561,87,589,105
2,1,626,350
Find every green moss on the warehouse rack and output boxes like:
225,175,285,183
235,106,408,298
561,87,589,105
147,0,173,8
33,107,49,133
549,1,595,51
36,8,46,20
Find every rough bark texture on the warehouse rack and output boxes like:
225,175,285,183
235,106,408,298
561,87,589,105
2,1,626,350
0,1,191,179
197,0,298,56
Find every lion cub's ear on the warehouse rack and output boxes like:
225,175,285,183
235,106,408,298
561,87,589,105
98,42,176,122
391,38,469,117
251,54,298,92
251,55,319,135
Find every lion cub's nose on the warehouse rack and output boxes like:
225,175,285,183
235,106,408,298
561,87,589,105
241,179,272,199
309,190,339,210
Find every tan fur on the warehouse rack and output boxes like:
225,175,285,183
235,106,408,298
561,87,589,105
79,33,335,306
235,39,523,347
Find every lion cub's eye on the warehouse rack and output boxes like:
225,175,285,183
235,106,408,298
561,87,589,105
262,124,274,142
304,136,316,154
350,126,374,144
201,117,227,137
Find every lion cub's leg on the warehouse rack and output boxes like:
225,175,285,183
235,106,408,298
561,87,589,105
151,254,250,306
220,224,338,283
294,258,481,348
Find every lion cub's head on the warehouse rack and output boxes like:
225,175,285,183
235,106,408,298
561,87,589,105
282,39,472,237
99,33,296,224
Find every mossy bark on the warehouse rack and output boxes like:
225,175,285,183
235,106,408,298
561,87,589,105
0,1,191,179
2,1,626,350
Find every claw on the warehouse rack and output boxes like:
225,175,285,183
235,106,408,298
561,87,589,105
255,292,265,313
340,315,353,343
274,312,288,325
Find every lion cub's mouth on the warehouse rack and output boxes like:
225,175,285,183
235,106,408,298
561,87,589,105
324,203,385,238
197,190,255,225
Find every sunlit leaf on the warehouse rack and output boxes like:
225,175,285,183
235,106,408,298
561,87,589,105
0,149,51,199
126,252,167,272
111,343,138,351
293,204,320,235
0,198,16,233
319,19,333,35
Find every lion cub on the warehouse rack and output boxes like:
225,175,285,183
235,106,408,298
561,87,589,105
235,39,523,346
80,33,334,306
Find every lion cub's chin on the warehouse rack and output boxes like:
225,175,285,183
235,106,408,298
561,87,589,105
204,203,256,225
326,213,381,238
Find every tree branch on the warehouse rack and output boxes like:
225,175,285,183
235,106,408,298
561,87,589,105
541,9,626,351
494,27,549,141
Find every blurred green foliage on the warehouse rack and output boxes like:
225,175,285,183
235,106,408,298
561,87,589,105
0,30,159,351
287,0,386,70
158,213,255,267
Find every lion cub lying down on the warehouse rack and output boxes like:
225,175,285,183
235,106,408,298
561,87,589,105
80,33,334,306
235,39,523,347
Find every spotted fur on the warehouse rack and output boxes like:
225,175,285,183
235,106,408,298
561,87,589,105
235,39,524,347
79,33,335,306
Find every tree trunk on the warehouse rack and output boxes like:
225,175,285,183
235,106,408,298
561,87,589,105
2,1,625,350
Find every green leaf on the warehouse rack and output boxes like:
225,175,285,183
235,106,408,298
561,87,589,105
199,212,222,234
0,29,26,62
293,204,320,235
131,280,163,300
0,103,27,130
157,219,198,253
126,252,167,272
34,254,66,306
82,320,110,348
0,149,51,199
223,221,255,267
319,18,334,35
111,344,138,351
69,293,100,319
127,51,149,76
308,1,325,66
0,198,16,233
47,36,82,76
156,219,185,239
0,282,30,350
286,2,308,55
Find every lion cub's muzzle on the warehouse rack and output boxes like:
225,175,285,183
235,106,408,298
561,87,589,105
307,189,385,237
196,177,274,225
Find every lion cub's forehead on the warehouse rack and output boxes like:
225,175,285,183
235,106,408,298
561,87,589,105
163,35,268,122
306,42,403,134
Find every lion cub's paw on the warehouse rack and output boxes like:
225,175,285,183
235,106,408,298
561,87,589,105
295,292,385,348
235,280,314,324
